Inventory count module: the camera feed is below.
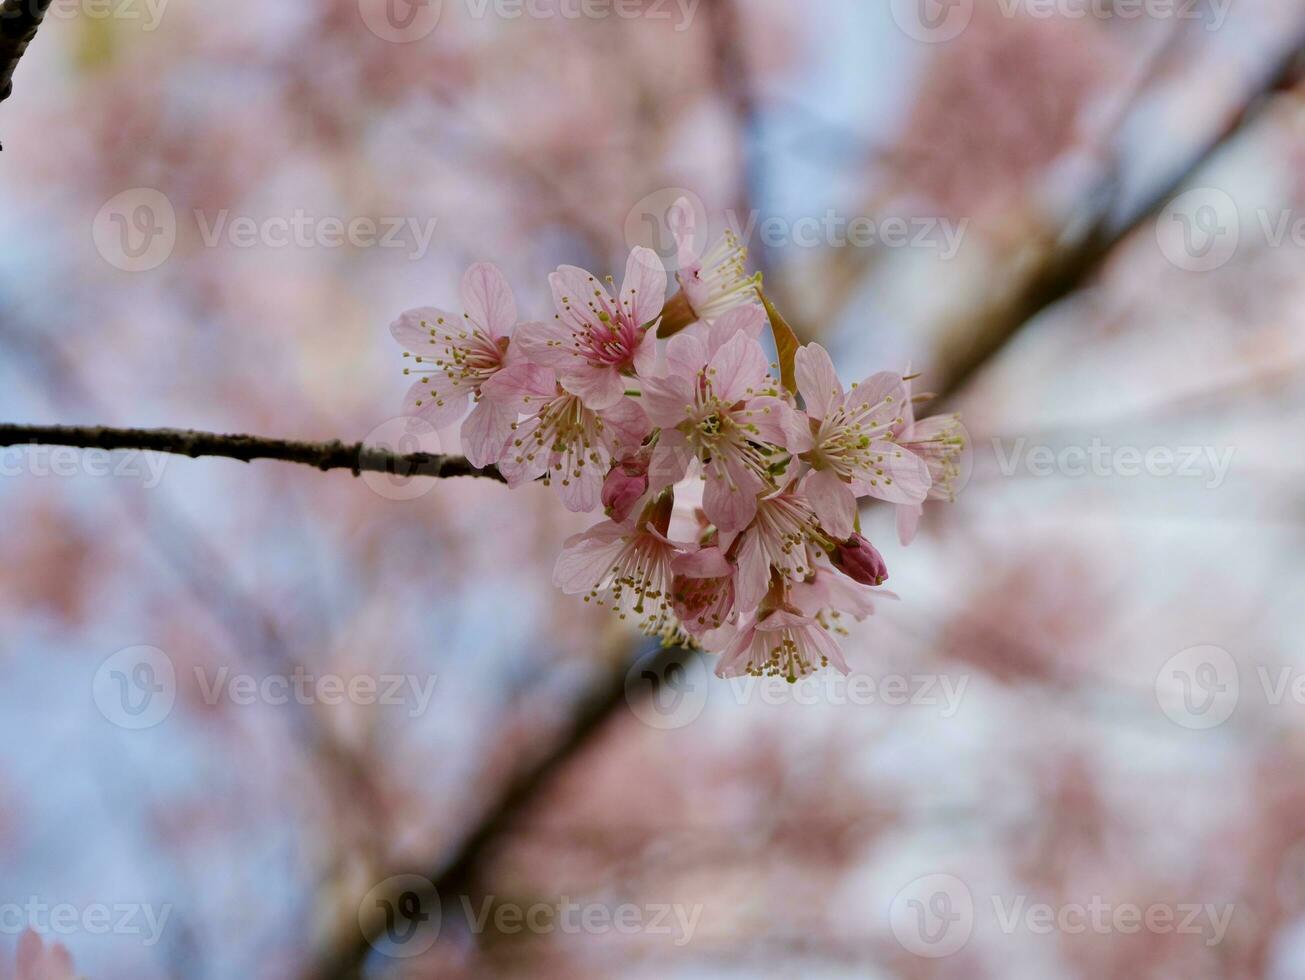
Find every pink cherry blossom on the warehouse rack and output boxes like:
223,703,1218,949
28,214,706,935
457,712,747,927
785,343,931,539
381,207,965,678
553,504,680,637
892,372,968,545
790,563,894,628
12,931,77,980
642,330,791,532
730,482,822,616
390,262,529,467
485,363,650,513
715,608,849,681
666,197,762,326
670,544,737,640
514,248,666,410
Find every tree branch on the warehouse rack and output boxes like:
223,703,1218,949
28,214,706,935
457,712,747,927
0,0,53,109
0,423,506,482
308,641,691,979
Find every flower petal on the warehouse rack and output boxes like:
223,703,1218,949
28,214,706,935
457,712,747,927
403,377,469,428
855,442,932,504
669,196,703,270
390,307,457,354
600,396,653,452
461,397,515,469
557,460,604,513
481,362,556,412
620,246,667,325
707,331,770,405
795,343,842,420
672,545,734,578
560,364,626,411
704,469,759,533
460,262,517,337
664,331,709,379
706,302,766,356
648,429,691,492
732,533,770,616
846,371,908,430
631,324,659,378
554,522,627,593
802,468,857,539
497,418,548,487
897,502,923,546
514,319,578,369
640,374,694,428
551,265,608,331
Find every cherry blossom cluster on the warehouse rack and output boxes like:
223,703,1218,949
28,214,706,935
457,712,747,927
389,203,964,682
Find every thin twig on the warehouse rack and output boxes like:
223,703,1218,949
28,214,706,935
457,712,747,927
0,423,506,482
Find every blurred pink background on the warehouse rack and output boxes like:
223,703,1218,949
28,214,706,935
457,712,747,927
2,0,1305,976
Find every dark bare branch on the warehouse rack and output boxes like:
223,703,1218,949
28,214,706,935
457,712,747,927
0,423,506,482
0,0,53,108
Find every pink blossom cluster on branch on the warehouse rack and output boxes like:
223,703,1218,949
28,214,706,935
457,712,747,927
389,202,964,682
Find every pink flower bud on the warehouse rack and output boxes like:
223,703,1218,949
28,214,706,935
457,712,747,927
602,456,650,522
832,534,889,586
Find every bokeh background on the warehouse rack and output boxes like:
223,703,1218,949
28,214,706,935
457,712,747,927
2,0,1305,976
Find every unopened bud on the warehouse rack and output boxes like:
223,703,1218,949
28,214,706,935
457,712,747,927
602,456,650,522
832,534,889,586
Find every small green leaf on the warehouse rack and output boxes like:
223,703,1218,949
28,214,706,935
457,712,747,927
761,289,800,396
